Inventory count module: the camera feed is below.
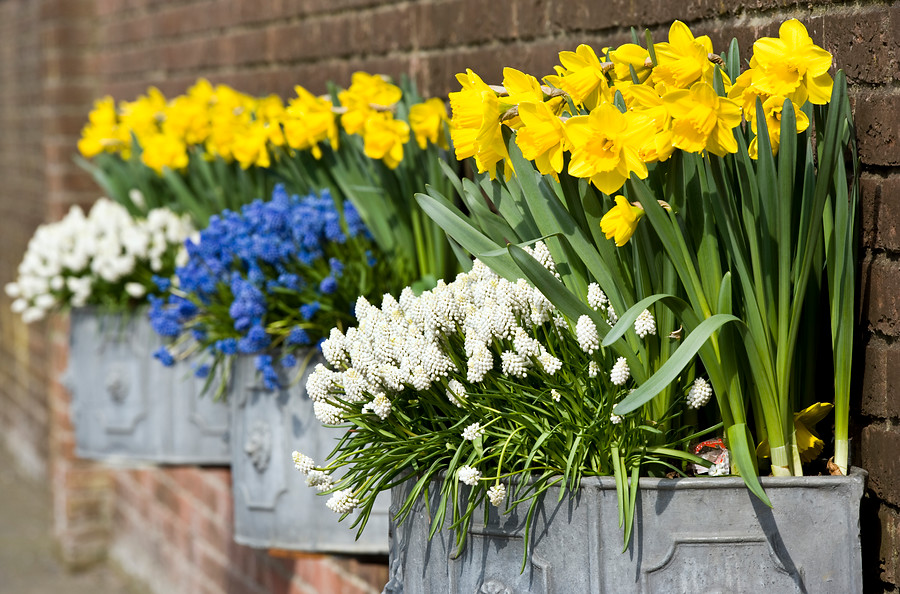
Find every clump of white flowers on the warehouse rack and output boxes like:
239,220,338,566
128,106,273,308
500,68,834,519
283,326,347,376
326,489,360,514
610,357,630,386
457,465,481,486
687,377,713,409
576,315,600,354
487,484,506,507
634,309,656,339
6,198,192,322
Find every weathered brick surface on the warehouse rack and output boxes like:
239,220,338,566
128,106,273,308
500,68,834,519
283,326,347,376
2,0,900,591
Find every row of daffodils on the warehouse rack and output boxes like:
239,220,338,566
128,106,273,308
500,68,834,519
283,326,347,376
9,19,858,555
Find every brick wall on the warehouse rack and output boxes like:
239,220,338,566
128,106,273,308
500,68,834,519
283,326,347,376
1,0,899,592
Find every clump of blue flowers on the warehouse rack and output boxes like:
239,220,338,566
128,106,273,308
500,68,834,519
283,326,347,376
149,184,396,393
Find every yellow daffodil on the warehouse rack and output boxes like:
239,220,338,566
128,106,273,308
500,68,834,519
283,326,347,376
449,69,509,179
163,95,211,147
186,78,215,105
499,67,545,128
140,132,189,174
609,43,652,87
663,81,741,156
283,85,339,158
600,196,645,246
748,95,809,159
78,96,128,158
231,120,273,169
620,85,675,163
120,87,167,141
338,72,402,136
409,98,449,150
757,402,833,463
544,44,611,110
750,19,833,104
652,21,715,89
362,113,410,169
515,100,568,176
565,103,654,195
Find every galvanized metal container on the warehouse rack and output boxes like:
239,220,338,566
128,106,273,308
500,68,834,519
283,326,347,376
66,308,230,465
228,353,390,553
384,469,866,593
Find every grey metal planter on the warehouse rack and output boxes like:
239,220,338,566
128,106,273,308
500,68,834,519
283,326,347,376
66,308,230,465
384,469,866,593
228,353,390,553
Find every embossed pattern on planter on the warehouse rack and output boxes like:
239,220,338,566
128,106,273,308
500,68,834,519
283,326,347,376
66,308,230,464
229,353,390,553
385,470,866,593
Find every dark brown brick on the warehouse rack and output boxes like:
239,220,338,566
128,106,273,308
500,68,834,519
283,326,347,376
862,173,900,252
878,503,900,586
822,6,900,86
859,336,900,419
861,422,900,507
854,89,900,167
862,253,900,337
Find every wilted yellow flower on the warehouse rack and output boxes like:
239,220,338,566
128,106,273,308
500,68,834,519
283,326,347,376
565,103,654,195
545,44,611,110
652,21,715,90
284,85,339,158
140,132,188,174
409,98,449,149
231,120,273,169
515,100,568,176
748,96,810,159
338,72,402,136
757,402,833,463
362,113,410,169
663,81,741,156
600,196,645,246
449,69,508,179
750,19,833,104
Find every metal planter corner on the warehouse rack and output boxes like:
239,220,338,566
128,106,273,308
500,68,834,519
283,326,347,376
384,469,867,593
228,352,390,553
66,308,230,465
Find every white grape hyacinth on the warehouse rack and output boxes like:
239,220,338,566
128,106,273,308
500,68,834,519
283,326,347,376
576,315,600,354
610,357,630,386
687,377,713,409
634,309,656,338
487,484,506,507
457,465,482,486
587,282,608,311
326,489,360,514
6,198,192,322
462,422,485,441
292,451,315,474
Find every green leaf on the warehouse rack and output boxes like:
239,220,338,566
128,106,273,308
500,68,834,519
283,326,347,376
613,314,740,415
727,423,770,506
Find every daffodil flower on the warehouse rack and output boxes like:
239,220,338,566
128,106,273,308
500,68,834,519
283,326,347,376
652,21,715,90
409,98,449,150
362,113,410,170
544,44,611,110
283,85,339,158
140,132,189,174
515,100,568,176
449,69,509,179
664,81,741,157
565,103,654,195
499,67,545,129
600,196,645,246
750,19,833,104
338,72,402,136
232,121,273,169
757,402,833,463
748,95,809,159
